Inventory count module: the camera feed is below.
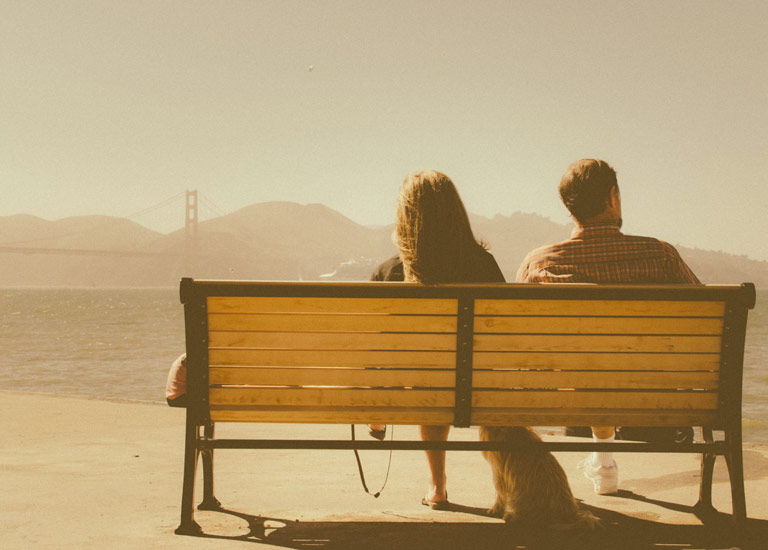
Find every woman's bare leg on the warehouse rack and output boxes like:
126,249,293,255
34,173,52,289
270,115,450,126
420,425,450,502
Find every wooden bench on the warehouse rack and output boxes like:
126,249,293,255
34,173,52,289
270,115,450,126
175,278,756,535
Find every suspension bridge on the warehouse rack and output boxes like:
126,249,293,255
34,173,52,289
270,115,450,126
0,191,221,259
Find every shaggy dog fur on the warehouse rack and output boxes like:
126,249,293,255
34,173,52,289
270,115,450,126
479,426,599,530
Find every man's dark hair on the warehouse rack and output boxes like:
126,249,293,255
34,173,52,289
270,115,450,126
558,159,618,223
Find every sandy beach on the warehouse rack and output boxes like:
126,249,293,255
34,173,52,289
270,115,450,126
3,390,767,549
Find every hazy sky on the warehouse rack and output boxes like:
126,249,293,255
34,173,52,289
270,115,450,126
1,1,766,259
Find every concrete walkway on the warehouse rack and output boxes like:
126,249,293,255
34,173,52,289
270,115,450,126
3,391,766,549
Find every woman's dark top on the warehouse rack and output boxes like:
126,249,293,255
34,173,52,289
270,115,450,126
370,248,506,283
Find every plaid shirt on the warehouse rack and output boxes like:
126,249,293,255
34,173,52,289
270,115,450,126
516,223,700,284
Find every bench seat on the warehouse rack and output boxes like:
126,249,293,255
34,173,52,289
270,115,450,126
175,279,755,535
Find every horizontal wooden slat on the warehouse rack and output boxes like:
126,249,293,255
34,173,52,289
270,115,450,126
209,407,716,426
209,331,456,351
474,334,721,353
472,370,719,390
475,299,725,317
207,296,457,315
209,349,456,368
474,316,723,335
210,407,454,424
209,313,457,333
472,390,718,410
470,408,717,427
472,352,721,371
209,366,455,388
210,387,454,407
210,387,717,410
209,367,719,389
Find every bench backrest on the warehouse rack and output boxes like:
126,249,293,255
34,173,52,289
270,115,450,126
180,279,755,429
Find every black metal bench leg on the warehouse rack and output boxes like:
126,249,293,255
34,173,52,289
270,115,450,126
694,427,717,518
724,428,747,530
198,422,222,511
175,412,203,535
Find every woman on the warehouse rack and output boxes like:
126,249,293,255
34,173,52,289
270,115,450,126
369,169,505,509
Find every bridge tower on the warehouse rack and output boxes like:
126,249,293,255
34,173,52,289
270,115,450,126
184,190,199,273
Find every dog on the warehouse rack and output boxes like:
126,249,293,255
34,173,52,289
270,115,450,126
479,426,599,530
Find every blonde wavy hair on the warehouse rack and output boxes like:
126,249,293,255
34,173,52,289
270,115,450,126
395,170,484,284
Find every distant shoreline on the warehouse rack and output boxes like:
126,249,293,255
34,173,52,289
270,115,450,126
3,204,768,286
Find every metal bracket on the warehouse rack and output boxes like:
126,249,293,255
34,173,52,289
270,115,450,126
454,296,474,428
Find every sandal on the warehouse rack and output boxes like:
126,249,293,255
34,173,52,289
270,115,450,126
368,425,386,441
421,493,449,510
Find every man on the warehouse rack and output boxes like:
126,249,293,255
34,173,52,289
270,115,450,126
516,159,700,495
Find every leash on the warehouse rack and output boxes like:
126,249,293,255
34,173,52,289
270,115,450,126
351,425,393,498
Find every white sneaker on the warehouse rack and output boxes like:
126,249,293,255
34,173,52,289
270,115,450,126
579,456,619,495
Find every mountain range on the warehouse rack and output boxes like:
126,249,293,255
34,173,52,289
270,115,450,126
1,202,766,287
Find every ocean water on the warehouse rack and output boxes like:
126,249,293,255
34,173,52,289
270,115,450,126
742,290,768,443
1,287,766,443
0,288,185,404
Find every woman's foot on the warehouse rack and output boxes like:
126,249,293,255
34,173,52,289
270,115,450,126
421,485,449,510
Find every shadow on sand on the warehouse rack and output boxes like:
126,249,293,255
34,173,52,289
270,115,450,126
182,494,767,550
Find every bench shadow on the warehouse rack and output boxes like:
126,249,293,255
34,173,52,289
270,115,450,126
183,500,768,550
